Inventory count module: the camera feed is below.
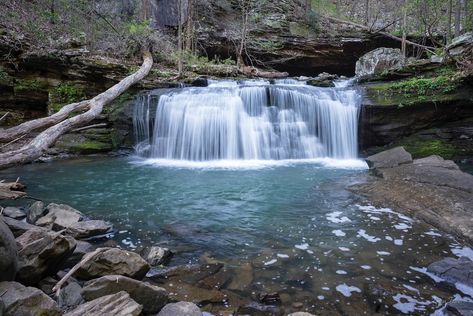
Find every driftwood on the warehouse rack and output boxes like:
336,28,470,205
0,179,26,200
0,51,153,169
239,66,289,79
52,248,107,297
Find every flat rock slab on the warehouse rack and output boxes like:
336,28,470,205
65,220,113,239
83,275,168,314
65,291,142,316
427,257,473,287
0,281,61,316
351,152,473,242
36,203,83,230
366,146,412,169
1,207,26,220
16,228,76,285
76,247,150,280
157,302,202,316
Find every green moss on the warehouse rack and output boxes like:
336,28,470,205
74,140,113,153
48,83,86,113
14,79,43,92
404,139,456,159
388,75,459,96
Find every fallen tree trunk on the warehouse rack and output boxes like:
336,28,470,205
0,179,26,200
0,51,153,170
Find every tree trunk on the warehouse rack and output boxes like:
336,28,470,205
455,0,462,37
365,0,370,26
401,2,408,58
448,0,453,43
177,0,183,77
237,2,249,69
185,0,194,51
0,51,153,170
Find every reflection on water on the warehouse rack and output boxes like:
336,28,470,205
1,157,471,315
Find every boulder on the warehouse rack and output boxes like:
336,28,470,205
16,228,76,285
143,246,173,266
445,300,473,316
27,201,45,224
355,47,405,77
82,275,168,314
0,217,17,281
157,302,202,316
446,32,473,57
1,207,26,220
366,146,413,169
35,203,84,230
75,247,150,280
65,220,113,239
65,291,142,316
0,298,4,316
427,257,473,287
58,282,83,309
63,240,94,269
0,281,61,316
148,263,223,285
1,216,37,237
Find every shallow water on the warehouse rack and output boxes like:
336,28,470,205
2,157,471,315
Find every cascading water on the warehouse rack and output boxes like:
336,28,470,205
133,80,361,161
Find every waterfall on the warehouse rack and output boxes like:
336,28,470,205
133,80,361,161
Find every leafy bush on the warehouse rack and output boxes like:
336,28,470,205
52,83,86,104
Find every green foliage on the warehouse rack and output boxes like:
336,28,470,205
14,79,43,92
405,139,456,159
52,83,86,104
388,75,460,97
172,50,236,70
126,20,151,36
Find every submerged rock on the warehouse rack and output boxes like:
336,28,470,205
157,301,202,316
143,246,173,266
36,203,84,230
82,275,168,314
0,281,62,316
427,257,473,288
147,263,223,285
75,247,150,280
355,47,405,77
445,300,473,316
65,291,142,316
65,220,113,239
16,228,76,285
1,207,26,220
0,217,18,281
27,201,45,224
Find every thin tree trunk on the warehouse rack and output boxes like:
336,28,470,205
365,0,370,26
448,0,453,43
455,0,462,36
185,0,193,51
0,51,153,170
401,2,408,58
177,0,183,77
238,3,249,69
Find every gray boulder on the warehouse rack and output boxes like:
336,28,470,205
63,240,94,269
1,207,26,220
427,257,473,287
355,47,405,77
0,281,61,316
157,302,202,316
58,282,83,309
447,32,473,57
366,146,412,169
36,203,84,230
65,291,142,316
16,228,76,285
75,247,150,280
143,246,173,266
0,217,17,281
445,300,473,316
2,216,37,237
82,275,168,314
65,220,113,239
27,201,45,224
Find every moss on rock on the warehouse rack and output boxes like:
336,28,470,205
404,139,457,159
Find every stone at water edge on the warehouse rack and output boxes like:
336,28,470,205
75,247,150,280
27,201,45,224
65,220,113,239
427,257,473,288
0,281,62,316
365,146,413,169
62,240,94,269
16,228,76,285
58,282,83,309
35,203,83,230
82,274,168,314
157,302,202,316
0,217,18,282
445,300,473,316
1,216,38,237
65,291,143,316
143,245,173,266
355,47,405,77
288,313,316,316
1,207,26,220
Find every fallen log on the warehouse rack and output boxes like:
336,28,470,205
0,179,26,200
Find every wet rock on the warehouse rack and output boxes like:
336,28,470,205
27,201,45,224
197,267,233,290
237,302,281,316
157,301,202,316
0,217,17,281
143,245,173,266
0,281,62,316
75,247,150,280
82,275,168,314
36,203,84,230
147,263,223,285
16,228,76,285
288,313,316,316
445,300,473,316
366,146,412,169
37,276,58,296
62,240,94,269
227,263,253,292
191,77,208,87
355,47,405,77
65,291,142,316
162,282,226,305
1,207,26,220
2,216,38,237
427,257,473,287
258,292,281,305
65,220,113,239
58,282,83,309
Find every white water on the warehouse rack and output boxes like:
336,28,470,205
133,80,362,163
